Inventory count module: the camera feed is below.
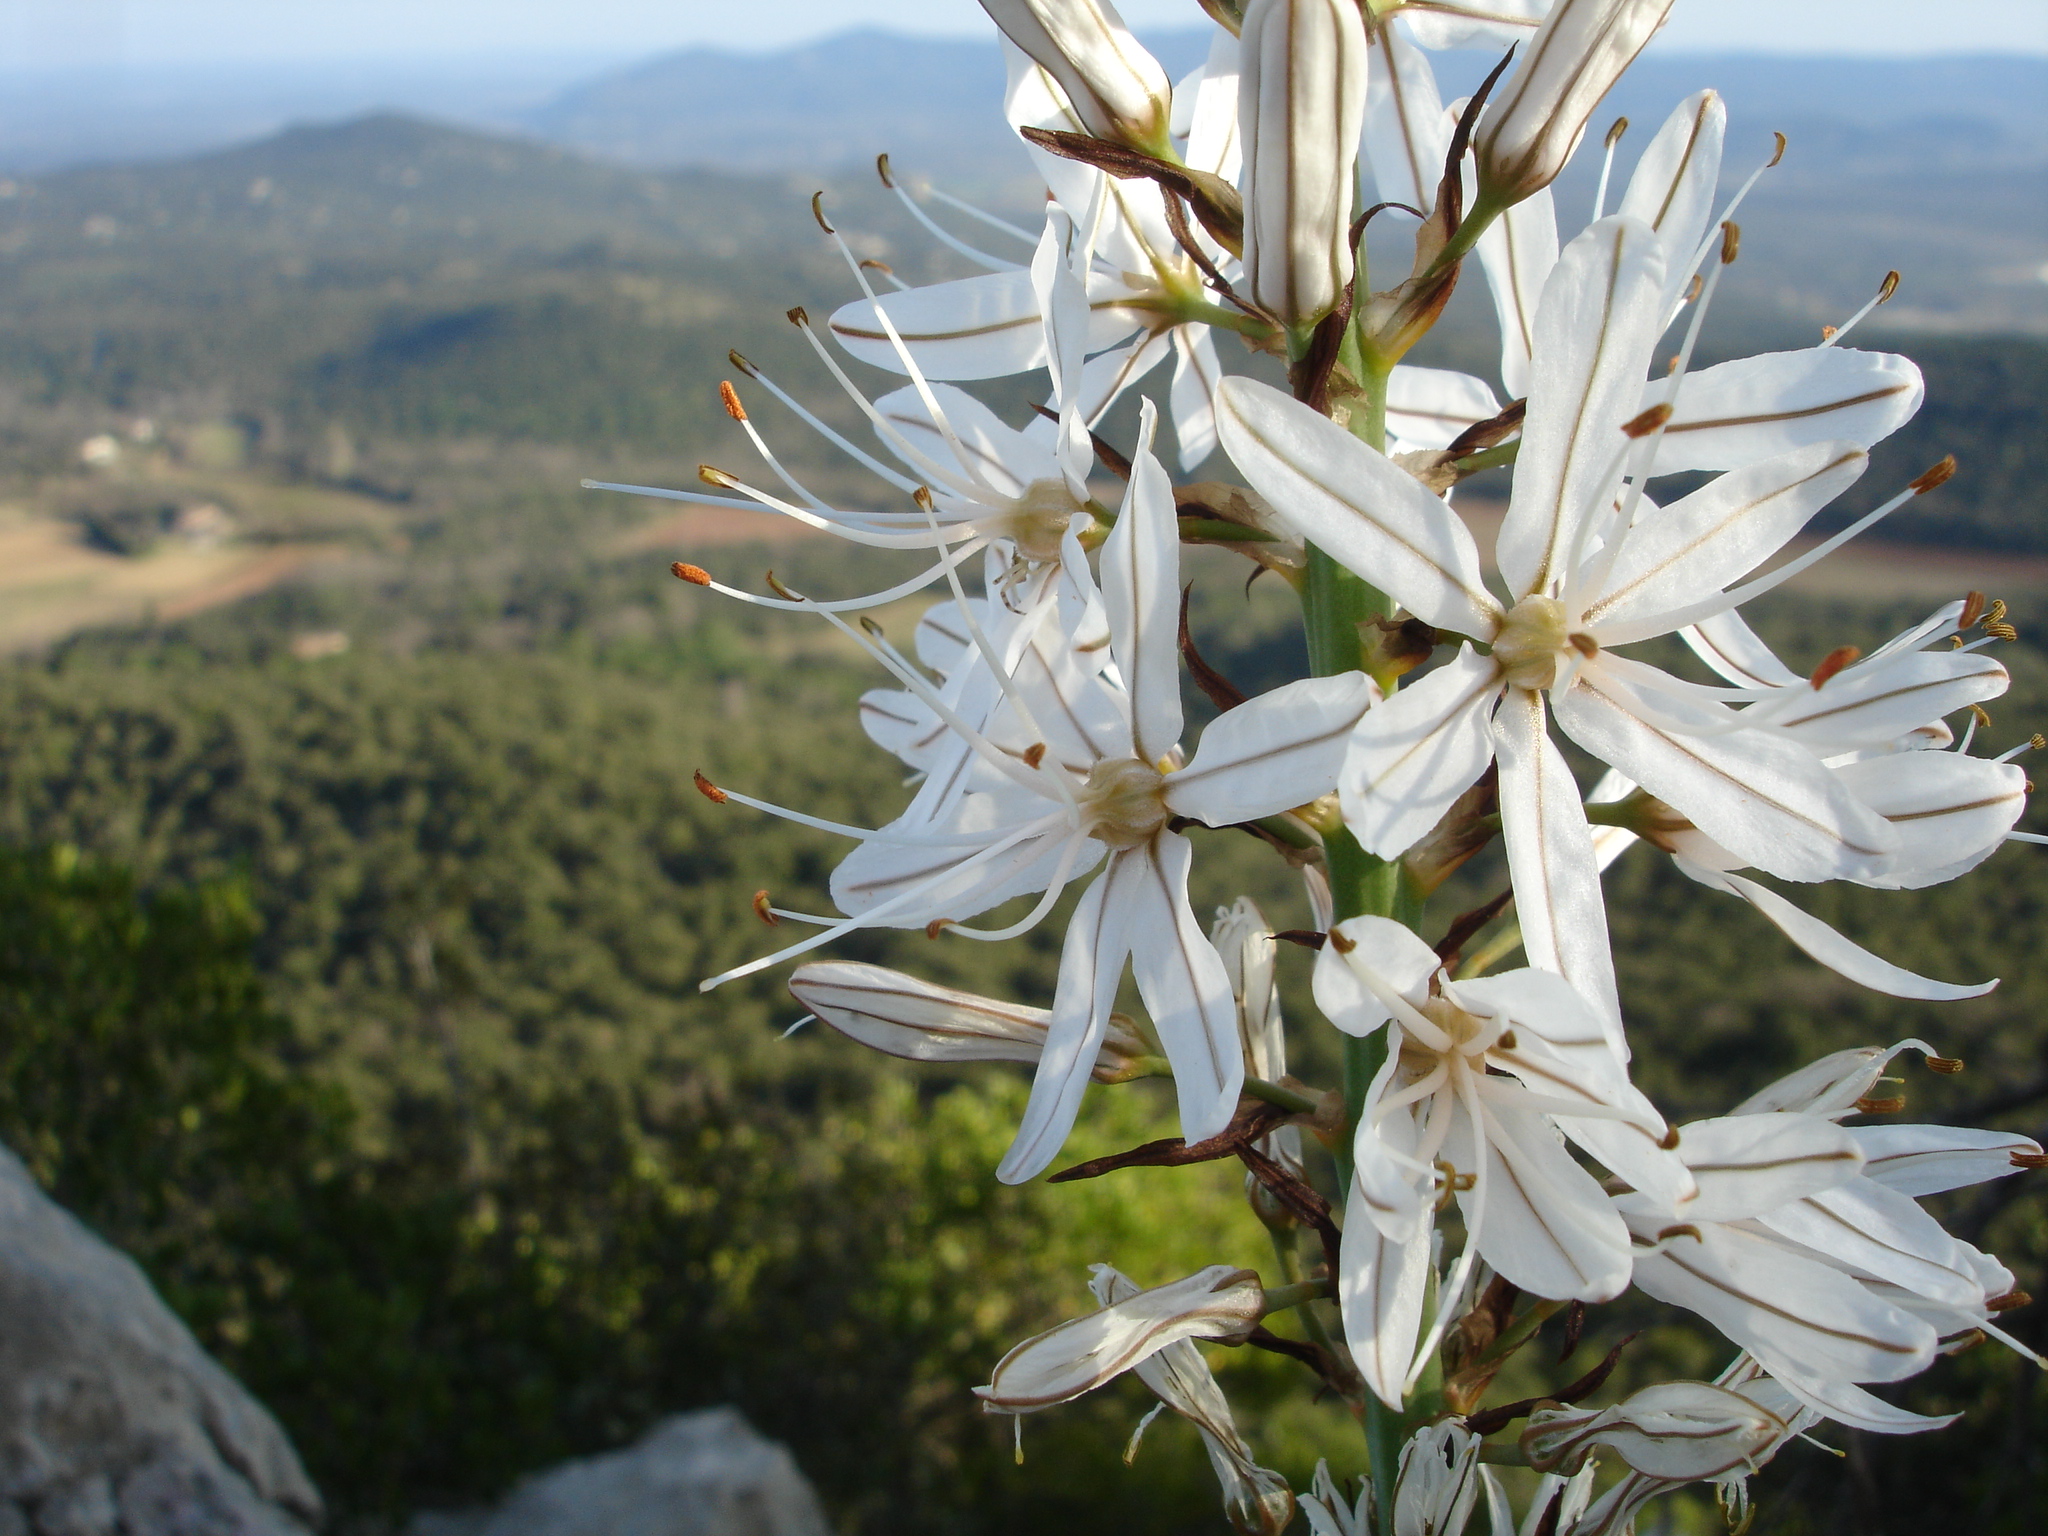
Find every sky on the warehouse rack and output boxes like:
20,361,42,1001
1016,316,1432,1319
0,0,2042,71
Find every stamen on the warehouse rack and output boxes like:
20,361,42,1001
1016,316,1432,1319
1995,735,2046,763
874,153,1029,273
1852,1094,1906,1115
1808,646,1861,690
1592,115,1628,222
672,562,711,587
753,890,780,927
1988,1290,2032,1312
817,201,997,496
785,309,993,502
942,835,1091,942
1923,1054,1965,1074
1960,591,1987,629
694,771,727,803
693,463,964,549
1668,137,1784,327
859,258,911,292
1821,269,1902,349
726,350,925,495
780,1014,815,1039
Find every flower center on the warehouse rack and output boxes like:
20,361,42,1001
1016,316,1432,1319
1493,595,1572,690
1000,479,1087,563
1077,757,1171,849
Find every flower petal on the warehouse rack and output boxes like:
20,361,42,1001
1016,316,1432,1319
999,859,1135,1184
1168,673,1375,825
1492,686,1625,1047
1552,657,1898,881
1732,1039,1939,1118
1127,833,1243,1146
1852,1124,2046,1198
1681,609,1802,689
1472,186,1559,400
1630,1222,1936,1383
1101,399,1183,764
1215,376,1505,636
1616,89,1726,318
976,1263,1265,1412
1580,442,1869,634
1741,652,2009,755
1385,365,1503,452
1673,856,1997,1002
1169,325,1225,470
1500,215,1668,601
1767,1367,1958,1436
1339,1175,1432,1410
1647,347,1925,474
1362,19,1449,216
1340,644,1503,859
1666,1114,1864,1223
1757,1181,1987,1308
1469,1094,1635,1301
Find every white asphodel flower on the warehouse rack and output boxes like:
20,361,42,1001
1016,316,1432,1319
829,30,1240,469
1473,0,1676,206
597,205,1111,615
1212,896,1306,1183
1558,1359,1811,1536
1313,916,1687,1406
786,960,1154,1079
1399,89,1923,474
1389,1421,1487,1536
1620,1066,2045,1428
1238,0,1371,327
700,403,1372,1183
978,0,1175,154
1300,1459,1369,1536
1218,214,1961,1040
1090,1265,1295,1536
976,1263,1266,1412
1521,1380,1788,1482
1586,598,2022,1001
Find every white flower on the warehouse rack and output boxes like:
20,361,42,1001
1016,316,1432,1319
703,404,1372,1184
1391,1421,1487,1536
976,1263,1266,1411
978,0,1175,154
1091,1265,1295,1536
830,31,1240,467
1238,0,1370,326
787,960,1153,1079
1314,916,1684,1405
1584,599,2022,1001
1212,897,1308,1183
1522,1380,1787,1480
1301,1459,1370,1536
1473,0,1676,206
1219,213,1947,1039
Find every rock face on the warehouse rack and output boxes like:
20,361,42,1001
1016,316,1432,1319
414,1409,831,1536
0,1143,322,1536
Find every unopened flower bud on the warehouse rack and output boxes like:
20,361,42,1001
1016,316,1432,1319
981,0,1173,154
1475,0,1676,205
1523,1381,1787,1480
1237,0,1369,326
976,1264,1266,1412
789,961,1152,1081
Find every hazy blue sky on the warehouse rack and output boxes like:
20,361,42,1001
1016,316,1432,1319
0,0,2042,70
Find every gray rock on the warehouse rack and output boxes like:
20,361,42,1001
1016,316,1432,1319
420,1409,829,1536
0,1143,321,1536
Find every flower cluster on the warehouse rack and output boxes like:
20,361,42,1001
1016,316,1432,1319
630,1,2044,1530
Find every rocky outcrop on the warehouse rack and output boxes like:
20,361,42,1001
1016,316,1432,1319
0,1144,321,1536
411,1409,829,1536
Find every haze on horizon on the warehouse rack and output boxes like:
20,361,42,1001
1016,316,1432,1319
0,0,2042,71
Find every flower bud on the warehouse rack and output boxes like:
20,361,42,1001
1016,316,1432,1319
981,0,1173,154
1237,0,1370,326
1522,1381,1788,1481
789,961,1152,1081
1475,0,1675,205
976,1265,1266,1412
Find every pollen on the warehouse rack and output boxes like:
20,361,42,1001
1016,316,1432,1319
719,381,747,421
1924,1054,1965,1074
2012,1151,2048,1170
875,152,894,188
1808,645,1861,690
1621,403,1673,439
752,890,780,927
925,918,954,940
693,771,727,804
1853,1094,1906,1115
1961,591,1987,629
1768,131,1788,168
1604,116,1629,149
671,562,711,586
698,464,740,490
1877,269,1901,303
1718,221,1741,265
1328,926,1356,954
1022,742,1047,769
1987,1290,2032,1313
1910,456,1957,495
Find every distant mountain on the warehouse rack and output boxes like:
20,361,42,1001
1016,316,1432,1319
0,113,824,266
521,27,1215,187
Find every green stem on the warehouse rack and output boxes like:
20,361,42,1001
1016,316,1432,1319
1243,1075,1322,1116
